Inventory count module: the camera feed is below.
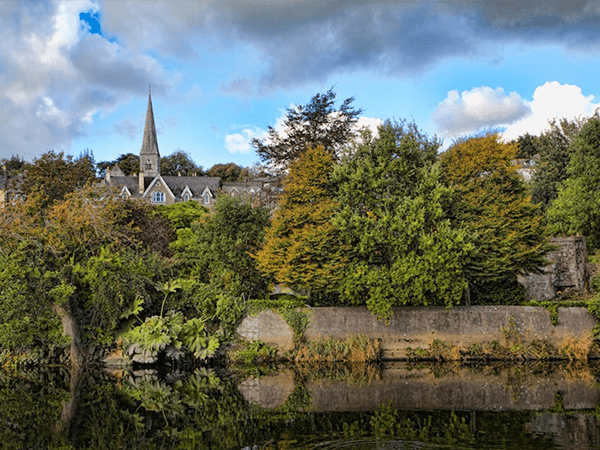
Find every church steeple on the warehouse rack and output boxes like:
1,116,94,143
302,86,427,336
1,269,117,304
140,89,160,178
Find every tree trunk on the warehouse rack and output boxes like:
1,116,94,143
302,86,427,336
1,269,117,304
53,304,83,368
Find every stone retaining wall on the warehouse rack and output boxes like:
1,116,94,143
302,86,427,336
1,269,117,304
236,306,597,360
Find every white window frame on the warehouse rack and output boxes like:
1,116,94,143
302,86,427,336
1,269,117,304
151,191,165,203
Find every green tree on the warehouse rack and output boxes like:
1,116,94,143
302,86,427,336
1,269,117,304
0,187,170,364
0,154,26,177
252,87,363,170
207,162,242,181
514,133,540,159
256,147,347,301
441,133,551,304
333,121,473,318
155,201,209,230
18,150,96,209
530,116,592,209
547,118,600,250
160,149,203,176
97,152,139,177
172,195,270,299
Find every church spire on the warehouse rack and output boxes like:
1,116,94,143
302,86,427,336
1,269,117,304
139,89,160,177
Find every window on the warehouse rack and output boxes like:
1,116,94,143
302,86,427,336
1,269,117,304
146,158,152,171
151,191,165,203
204,193,211,204
183,193,189,202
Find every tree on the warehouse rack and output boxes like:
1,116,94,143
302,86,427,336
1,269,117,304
530,115,593,209
547,118,600,250
172,195,270,299
332,121,473,318
154,201,209,230
96,153,139,177
0,154,26,177
256,147,347,301
441,133,551,304
18,150,96,209
207,163,242,181
252,87,363,170
0,186,170,365
514,133,540,159
160,150,203,176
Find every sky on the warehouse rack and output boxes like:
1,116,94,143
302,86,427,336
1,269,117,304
2,1,600,170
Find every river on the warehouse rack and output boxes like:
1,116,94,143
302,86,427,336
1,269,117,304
2,361,599,449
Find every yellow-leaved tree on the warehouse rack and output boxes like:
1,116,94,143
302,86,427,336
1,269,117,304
256,146,347,302
441,133,552,304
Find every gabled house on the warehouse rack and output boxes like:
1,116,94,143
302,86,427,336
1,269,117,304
102,92,222,207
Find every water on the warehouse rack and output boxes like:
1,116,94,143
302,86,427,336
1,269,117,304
1,361,599,449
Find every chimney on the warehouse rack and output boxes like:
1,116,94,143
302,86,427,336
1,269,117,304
106,167,111,182
139,173,145,194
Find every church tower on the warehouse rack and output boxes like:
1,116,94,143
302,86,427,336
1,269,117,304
139,90,160,178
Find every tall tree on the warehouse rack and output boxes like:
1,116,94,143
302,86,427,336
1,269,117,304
547,117,600,250
333,121,473,318
252,87,362,170
256,147,347,301
441,133,551,304
530,115,592,209
160,150,203,176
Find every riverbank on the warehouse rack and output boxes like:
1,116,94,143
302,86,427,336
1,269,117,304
236,306,600,361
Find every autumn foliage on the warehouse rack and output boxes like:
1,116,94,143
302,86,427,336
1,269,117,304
256,146,347,299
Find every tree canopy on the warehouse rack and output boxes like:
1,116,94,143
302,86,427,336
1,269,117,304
332,121,473,318
256,147,347,300
547,117,600,250
441,133,551,304
160,150,203,176
529,116,592,209
252,87,363,170
97,153,139,177
207,163,242,181
17,150,96,210
172,194,270,299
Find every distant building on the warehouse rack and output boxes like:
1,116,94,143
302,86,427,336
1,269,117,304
102,92,265,207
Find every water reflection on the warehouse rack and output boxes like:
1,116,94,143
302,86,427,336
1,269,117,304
0,362,599,449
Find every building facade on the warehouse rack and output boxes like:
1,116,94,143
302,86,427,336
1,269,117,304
102,92,264,207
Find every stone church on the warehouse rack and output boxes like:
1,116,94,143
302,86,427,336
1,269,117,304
102,92,264,207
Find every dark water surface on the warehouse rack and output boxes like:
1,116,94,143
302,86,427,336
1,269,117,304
2,361,600,449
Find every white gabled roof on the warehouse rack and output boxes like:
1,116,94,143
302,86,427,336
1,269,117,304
142,174,175,200
120,186,132,198
201,186,214,198
181,186,193,198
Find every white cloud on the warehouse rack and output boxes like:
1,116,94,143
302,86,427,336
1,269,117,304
502,81,600,140
432,86,531,139
225,127,267,154
355,116,383,138
0,0,171,160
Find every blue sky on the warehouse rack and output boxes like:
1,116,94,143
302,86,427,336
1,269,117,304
2,1,600,170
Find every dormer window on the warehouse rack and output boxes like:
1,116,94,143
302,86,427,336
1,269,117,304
204,193,211,205
184,193,189,202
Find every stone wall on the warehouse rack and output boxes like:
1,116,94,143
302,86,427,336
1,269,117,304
518,236,588,300
236,306,596,360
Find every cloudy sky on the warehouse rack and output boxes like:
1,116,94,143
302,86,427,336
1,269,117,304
2,1,600,169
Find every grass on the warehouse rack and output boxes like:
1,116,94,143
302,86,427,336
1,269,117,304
294,334,381,363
